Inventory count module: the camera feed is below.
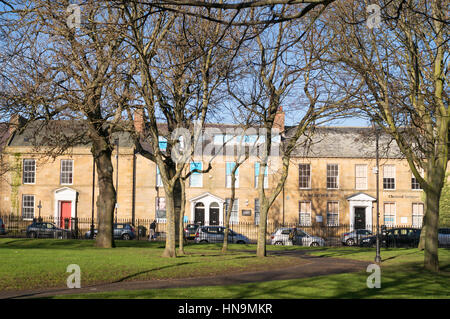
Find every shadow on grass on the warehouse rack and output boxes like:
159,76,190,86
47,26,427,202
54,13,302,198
114,262,192,283
216,262,450,299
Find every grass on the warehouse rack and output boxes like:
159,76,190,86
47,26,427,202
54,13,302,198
0,238,301,291
50,247,450,299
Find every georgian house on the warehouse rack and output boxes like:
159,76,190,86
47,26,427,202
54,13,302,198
0,111,434,230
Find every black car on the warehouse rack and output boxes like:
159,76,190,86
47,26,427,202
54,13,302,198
184,224,200,240
361,227,421,248
26,222,72,239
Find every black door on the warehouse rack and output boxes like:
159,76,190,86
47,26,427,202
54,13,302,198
209,208,219,225
194,203,205,226
354,207,366,230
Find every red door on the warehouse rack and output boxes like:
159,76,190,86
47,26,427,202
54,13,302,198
60,201,72,229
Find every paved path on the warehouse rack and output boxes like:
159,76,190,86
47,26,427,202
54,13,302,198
0,250,370,299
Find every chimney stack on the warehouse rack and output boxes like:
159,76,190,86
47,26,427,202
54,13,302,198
273,106,285,133
134,108,144,134
9,114,25,135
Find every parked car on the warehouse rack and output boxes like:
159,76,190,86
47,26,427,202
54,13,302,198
84,223,136,240
270,227,325,247
361,227,421,248
26,222,72,239
184,224,200,240
194,226,249,244
0,218,6,235
341,229,373,246
438,228,450,247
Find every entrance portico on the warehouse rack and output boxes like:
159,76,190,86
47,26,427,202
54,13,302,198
346,192,376,231
189,192,225,226
53,187,77,228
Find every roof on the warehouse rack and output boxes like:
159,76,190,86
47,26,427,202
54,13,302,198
287,126,404,159
6,120,405,159
7,120,135,149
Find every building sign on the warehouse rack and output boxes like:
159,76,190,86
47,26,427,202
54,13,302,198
242,209,252,216
387,195,420,199
316,215,323,223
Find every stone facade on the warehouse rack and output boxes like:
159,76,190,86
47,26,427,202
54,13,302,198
0,118,438,230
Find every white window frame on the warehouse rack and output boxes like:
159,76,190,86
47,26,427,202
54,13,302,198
383,202,396,226
355,164,368,190
156,166,163,187
225,162,239,188
412,203,424,227
22,194,35,220
299,164,311,189
383,165,396,190
255,162,268,189
225,198,239,224
326,201,339,226
326,164,339,189
411,169,423,190
254,198,260,226
299,201,312,226
189,162,203,188
60,159,74,185
23,159,36,184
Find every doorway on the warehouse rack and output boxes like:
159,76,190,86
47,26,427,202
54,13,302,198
354,207,366,229
60,201,72,229
209,202,220,225
194,202,205,225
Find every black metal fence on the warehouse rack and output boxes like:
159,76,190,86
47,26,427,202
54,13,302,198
0,214,449,247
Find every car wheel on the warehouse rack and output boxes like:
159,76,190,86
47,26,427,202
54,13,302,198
122,233,131,240
200,240,208,243
29,232,37,239
274,241,284,246
346,238,355,246
310,242,319,247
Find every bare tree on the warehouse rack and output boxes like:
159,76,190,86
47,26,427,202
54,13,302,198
322,0,448,272
226,6,351,257
121,3,241,257
0,1,131,248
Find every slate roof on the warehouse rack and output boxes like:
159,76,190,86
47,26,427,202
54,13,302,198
286,126,404,159
7,121,135,148
6,120,405,159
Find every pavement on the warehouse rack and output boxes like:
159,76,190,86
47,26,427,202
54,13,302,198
0,250,371,299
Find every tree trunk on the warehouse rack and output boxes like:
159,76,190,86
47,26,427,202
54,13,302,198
93,146,116,249
222,165,238,254
178,179,186,255
418,191,427,251
423,186,440,272
162,178,182,258
162,190,176,257
221,197,234,254
256,203,269,257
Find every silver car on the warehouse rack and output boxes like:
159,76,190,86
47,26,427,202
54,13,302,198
270,227,325,247
341,229,373,246
194,226,250,244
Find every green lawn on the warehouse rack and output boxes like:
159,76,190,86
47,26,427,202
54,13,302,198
0,238,300,291
51,247,450,299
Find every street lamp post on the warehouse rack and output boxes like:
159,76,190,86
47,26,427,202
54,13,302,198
372,121,381,264
37,201,42,222
91,156,95,239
